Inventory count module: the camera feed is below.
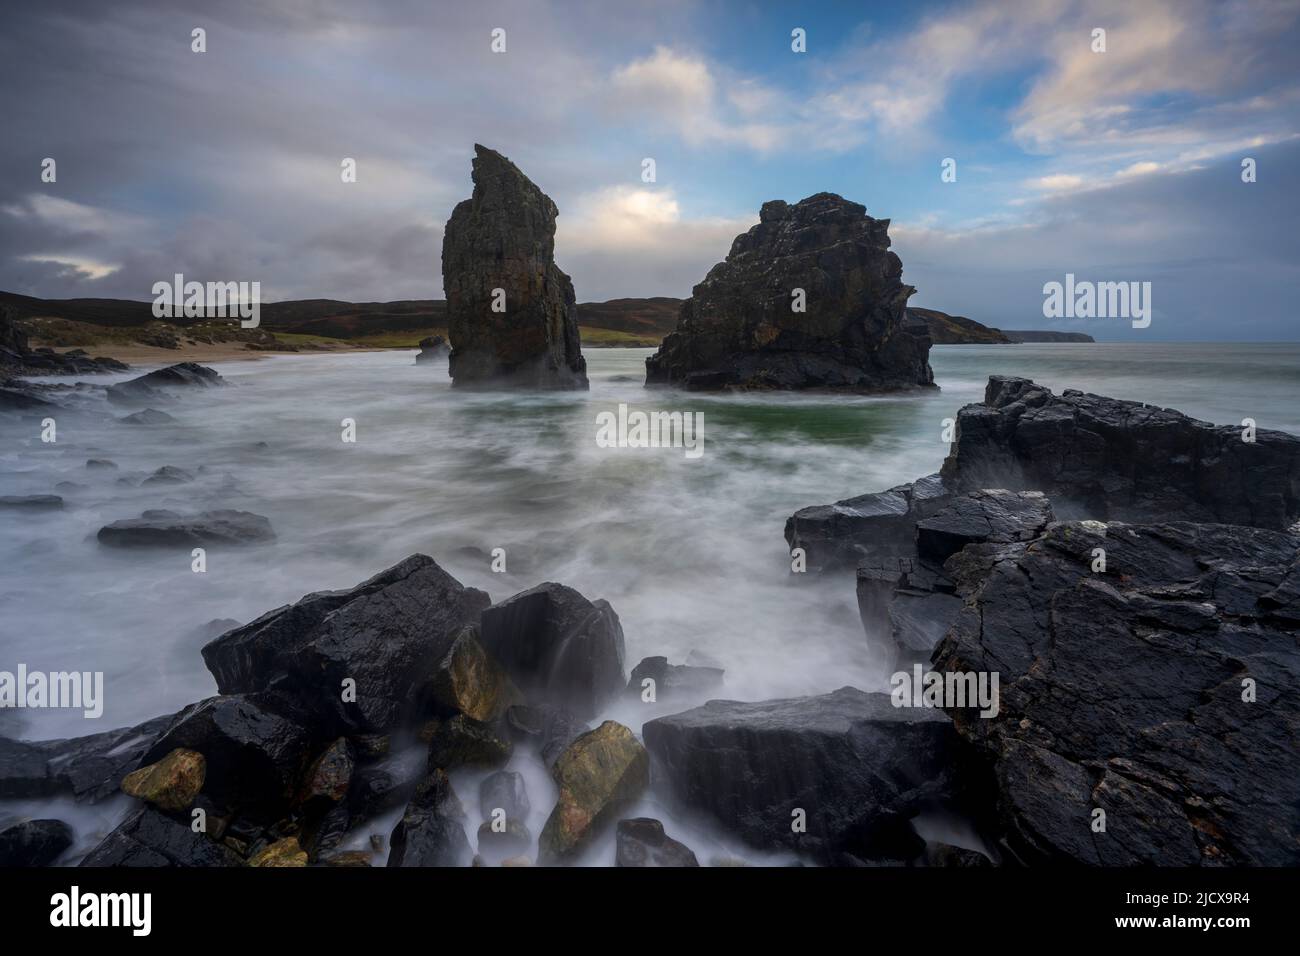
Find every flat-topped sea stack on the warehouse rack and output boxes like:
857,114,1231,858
645,193,933,391
442,145,588,390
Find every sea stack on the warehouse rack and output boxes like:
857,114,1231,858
442,145,588,390
645,193,933,391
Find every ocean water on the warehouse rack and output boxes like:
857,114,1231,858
2,342,1297,862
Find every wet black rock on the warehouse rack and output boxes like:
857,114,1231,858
414,335,448,365
643,687,984,864
933,520,1300,865
425,714,512,770
138,695,316,819
615,817,699,867
646,193,932,391
0,494,63,511
202,554,490,734
80,807,242,867
0,819,74,866
141,465,194,486
106,362,224,406
388,770,471,867
785,473,949,573
119,408,176,425
97,509,275,548
942,376,1300,529
0,714,173,801
625,656,724,702
480,582,626,718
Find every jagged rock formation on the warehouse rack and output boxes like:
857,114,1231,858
442,145,587,389
933,520,1300,865
0,304,128,377
645,193,933,391
942,376,1300,528
414,335,447,365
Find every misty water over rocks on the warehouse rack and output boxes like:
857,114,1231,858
4,343,1299,741
3,342,1299,863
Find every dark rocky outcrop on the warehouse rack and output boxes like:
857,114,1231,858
97,509,275,548
118,408,176,425
942,376,1300,529
480,583,626,719
785,473,950,573
0,494,63,511
645,193,932,391
504,703,590,768
425,714,512,770
0,304,128,376
442,145,587,390
105,362,224,405
80,807,242,867
615,818,699,867
625,655,724,703
0,819,74,866
1002,330,1094,343
387,770,471,867
908,307,1009,345
1,713,174,802
932,520,1300,866
414,335,447,365
202,554,490,735
643,687,984,864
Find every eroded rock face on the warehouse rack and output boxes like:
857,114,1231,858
942,376,1300,529
643,687,983,864
201,554,490,734
645,193,933,391
443,145,588,390
933,520,1300,865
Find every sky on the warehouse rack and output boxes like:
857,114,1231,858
1,0,1298,340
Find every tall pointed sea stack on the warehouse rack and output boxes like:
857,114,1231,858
442,145,588,389
645,193,933,391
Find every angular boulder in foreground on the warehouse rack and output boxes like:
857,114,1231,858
643,687,982,864
646,193,932,391
388,770,471,867
942,375,1300,529
933,520,1300,865
202,554,490,734
442,144,588,389
81,807,242,867
480,582,626,719
1,713,174,802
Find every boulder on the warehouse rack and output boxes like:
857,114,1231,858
141,465,194,486
425,715,512,771
443,144,588,389
933,520,1300,865
941,376,1300,529
615,818,699,867
0,819,74,866
106,362,224,405
479,770,530,822
387,770,471,867
414,335,447,365
202,554,489,734
119,408,176,425
1,713,173,801
645,193,932,391
0,494,63,511
480,582,626,718
121,748,206,811
785,473,949,573
538,721,648,864
86,459,118,470
137,695,315,819
625,656,724,703
247,837,308,867
296,738,354,808
97,509,275,548
80,807,242,867
427,625,516,722
643,687,982,864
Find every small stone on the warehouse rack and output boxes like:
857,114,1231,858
121,748,205,812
